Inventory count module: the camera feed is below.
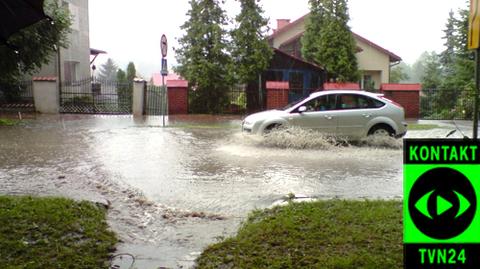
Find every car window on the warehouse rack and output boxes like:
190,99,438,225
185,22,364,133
303,95,337,112
338,94,385,110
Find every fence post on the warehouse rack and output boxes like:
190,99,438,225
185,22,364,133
132,78,146,117
266,81,290,110
32,77,59,114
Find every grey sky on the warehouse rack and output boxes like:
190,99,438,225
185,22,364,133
89,0,466,78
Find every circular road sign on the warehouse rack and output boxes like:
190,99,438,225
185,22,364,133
408,167,477,240
161,34,168,58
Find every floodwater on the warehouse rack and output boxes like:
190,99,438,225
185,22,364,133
0,115,462,268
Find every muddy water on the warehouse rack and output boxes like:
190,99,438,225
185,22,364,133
0,115,422,268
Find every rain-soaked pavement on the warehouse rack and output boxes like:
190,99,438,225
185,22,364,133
0,114,467,268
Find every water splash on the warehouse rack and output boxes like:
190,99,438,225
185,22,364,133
241,127,402,150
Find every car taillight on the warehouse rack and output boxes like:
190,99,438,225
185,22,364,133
381,97,403,109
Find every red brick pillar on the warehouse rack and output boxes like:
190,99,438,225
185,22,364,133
167,80,189,115
266,81,290,110
380,84,421,119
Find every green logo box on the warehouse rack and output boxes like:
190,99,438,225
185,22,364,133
404,139,480,268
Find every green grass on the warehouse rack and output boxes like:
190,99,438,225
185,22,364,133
196,200,403,269
407,124,440,131
0,119,19,126
0,196,117,269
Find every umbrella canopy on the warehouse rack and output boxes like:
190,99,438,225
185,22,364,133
0,0,48,42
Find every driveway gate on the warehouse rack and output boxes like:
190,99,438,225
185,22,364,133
60,78,132,114
144,85,167,115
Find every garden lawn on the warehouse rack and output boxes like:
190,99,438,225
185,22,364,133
196,200,403,269
0,196,117,269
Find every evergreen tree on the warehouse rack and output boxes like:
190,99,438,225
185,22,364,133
440,10,456,72
231,0,273,84
301,0,359,82
421,52,442,90
175,0,232,113
97,58,118,81
126,62,136,81
116,69,127,83
0,0,71,83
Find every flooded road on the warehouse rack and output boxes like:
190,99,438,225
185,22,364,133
0,115,458,268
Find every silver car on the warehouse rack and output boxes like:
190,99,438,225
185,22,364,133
242,90,407,139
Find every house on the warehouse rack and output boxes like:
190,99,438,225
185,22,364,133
268,14,402,90
247,48,326,111
34,0,91,82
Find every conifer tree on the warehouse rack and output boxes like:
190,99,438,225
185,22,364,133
175,0,232,113
231,0,273,84
302,0,359,82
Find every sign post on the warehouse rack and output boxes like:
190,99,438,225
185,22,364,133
160,34,168,127
469,0,480,139
404,139,480,268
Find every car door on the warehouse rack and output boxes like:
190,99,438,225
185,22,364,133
288,94,338,134
334,94,381,138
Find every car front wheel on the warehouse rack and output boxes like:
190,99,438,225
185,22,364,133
368,125,394,137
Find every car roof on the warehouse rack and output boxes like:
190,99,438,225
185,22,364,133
309,90,381,98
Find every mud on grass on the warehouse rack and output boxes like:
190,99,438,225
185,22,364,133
0,196,117,269
196,200,403,269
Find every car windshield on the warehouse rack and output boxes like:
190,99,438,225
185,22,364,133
282,98,306,111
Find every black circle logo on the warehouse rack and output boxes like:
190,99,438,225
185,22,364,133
408,167,476,239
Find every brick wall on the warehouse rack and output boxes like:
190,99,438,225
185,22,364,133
266,81,290,110
380,84,421,119
167,80,188,115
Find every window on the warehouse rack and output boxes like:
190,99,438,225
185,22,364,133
289,72,304,95
338,94,385,110
303,95,337,112
64,61,79,82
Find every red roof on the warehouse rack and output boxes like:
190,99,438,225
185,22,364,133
324,83,360,90
380,84,421,91
33,76,57,81
269,13,402,63
151,73,182,86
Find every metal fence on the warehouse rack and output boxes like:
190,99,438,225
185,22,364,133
225,84,247,114
0,81,34,112
420,89,474,120
144,84,167,115
60,78,132,114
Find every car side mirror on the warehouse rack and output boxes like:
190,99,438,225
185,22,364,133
298,106,307,113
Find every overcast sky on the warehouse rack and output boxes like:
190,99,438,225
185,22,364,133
89,0,467,78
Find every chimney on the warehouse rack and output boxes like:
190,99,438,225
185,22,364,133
277,19,291,31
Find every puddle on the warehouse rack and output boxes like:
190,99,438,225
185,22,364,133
2,115,456,268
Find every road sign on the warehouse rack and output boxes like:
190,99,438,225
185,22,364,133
404,139,480,268
469,0,480,49
161,58,168,76
161,34,168,58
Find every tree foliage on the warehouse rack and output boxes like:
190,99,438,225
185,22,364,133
175,0,232,113
231,0,273,84
126,62,136,81
390,64,410,84
0,0,71,83
97,58,119,81
301,0,359,82
419,6,476,120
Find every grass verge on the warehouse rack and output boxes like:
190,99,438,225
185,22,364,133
407,123,440,131
0,119,19,126
196,200,402,269
0,196,117,269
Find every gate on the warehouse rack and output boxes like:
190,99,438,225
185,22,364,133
144,84,167,115
0,81,35,112
60,78,132,114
